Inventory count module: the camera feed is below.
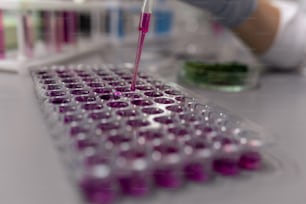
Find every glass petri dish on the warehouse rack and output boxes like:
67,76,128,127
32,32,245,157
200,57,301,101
178,60,262,92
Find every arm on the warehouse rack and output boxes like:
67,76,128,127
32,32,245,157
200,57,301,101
182,0,306,69
181,0,280,55
233,0,280,55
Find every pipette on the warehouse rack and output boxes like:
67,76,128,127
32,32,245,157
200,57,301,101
130,0,153,91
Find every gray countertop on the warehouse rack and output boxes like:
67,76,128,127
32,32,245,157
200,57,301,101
1,55,306,204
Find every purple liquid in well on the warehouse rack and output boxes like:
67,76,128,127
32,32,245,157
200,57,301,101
136,86,154,91
97,122,120,131
154,116,175,125
144,91,163,98
154,168,181,188
119,174,150,196
213,158,240,176
83,77,99,83
46,84,62,90
154,144,179,156
154,98,175,105
63,114,83,124
82,103,103,111
66,83,84,89
138,73,150,79
142,107,164,115
93,88,112,94
184,163,209,182
75,96,96,103
87,83,104,88
120,148,146,160
70,89,90,95
62,78,80,84
116,109,139,117
85,155,109,166
166,105,184,113
89,111,112,120
108,81,126,87
168,127,189,137
175,96,186,102
58,73,74,78
122,93,142,99
127,119,150,128
147,79,159,85
47,90,66,97
122,76,133,81
195,124,214,135
185,140,209,151
239,152,262,170
179,113,198,122
114,71,129,76
76,139,97,150
41,75,54,79
131,99,153,107
74,70,88,74
212,136,238,146
42,79,57,85
127,80,145,85
96,71,110,77
36,71,50,75
58,105,77,113
99,94,120,101
107,101,129,108
165,89,182,96
55,69,70,74
155,85,172,90
114,91,122,97
115,87,131,93
78,73,92,78
138,130,164,141
50,97,70,105
103,77,120,81
70,126,90,136
107,135,132,145
80,177,114,204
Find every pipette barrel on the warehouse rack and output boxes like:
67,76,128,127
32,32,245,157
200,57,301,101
138,13,151,33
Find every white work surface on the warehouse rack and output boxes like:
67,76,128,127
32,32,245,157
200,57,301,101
1,55,306,204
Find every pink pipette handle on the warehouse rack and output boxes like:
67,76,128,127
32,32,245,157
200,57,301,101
130,13,151,91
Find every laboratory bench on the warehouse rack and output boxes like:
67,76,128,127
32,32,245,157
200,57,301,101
1,54,306,204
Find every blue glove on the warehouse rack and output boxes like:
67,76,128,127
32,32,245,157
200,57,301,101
181,0,257,27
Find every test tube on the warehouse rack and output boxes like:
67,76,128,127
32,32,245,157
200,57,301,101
63,11,77,45
22,12,34,57
63,11,69,43
55,12,64,52
71,12,78,45
41,11,53,51
0,10,5,59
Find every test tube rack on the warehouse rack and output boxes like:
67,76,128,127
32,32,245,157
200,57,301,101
0,0,174,73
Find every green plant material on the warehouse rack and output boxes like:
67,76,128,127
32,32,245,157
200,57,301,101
183,61,249,86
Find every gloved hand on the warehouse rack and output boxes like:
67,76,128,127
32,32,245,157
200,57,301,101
180,0,257,27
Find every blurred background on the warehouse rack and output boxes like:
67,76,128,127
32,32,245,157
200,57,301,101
0,0,256,72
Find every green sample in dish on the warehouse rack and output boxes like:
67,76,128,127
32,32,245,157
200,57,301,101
179,61,258,92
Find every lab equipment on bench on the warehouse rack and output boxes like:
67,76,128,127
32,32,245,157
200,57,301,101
31,63,272,204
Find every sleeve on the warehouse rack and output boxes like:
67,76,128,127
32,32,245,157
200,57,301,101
260,0,306,70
